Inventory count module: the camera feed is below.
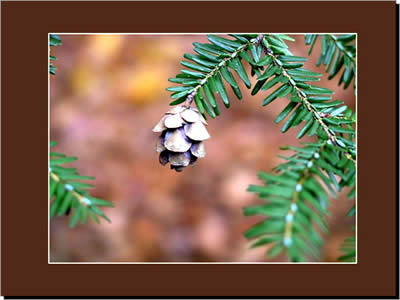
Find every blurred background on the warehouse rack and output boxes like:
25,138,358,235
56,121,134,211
50,34,355,262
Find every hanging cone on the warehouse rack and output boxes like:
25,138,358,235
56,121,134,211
152,105,211,172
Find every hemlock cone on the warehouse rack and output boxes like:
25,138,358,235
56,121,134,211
152,105,210,172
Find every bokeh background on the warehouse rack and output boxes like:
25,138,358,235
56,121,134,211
50,34,356,262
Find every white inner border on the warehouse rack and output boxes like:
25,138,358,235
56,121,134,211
48,33,357,264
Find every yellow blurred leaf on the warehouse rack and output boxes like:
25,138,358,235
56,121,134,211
88,35,124,59
69,65,94,95
122,65,167,106
133,37,183,64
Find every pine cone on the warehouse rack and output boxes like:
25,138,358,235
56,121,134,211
152,105,210,172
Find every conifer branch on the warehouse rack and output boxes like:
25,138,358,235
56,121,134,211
50,172,90,207
50,141,113,228
257,34,356,162
167,34,356,163
183,41,253,108
327,35,356,64
281,142,326,249
244,139,354,261
159,34,357,261
305,34,356,90
167,34,263,117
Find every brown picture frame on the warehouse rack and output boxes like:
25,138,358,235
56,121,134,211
1,1,398,297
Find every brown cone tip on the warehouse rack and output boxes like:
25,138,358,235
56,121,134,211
169,152,190,167
171,165,185,172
